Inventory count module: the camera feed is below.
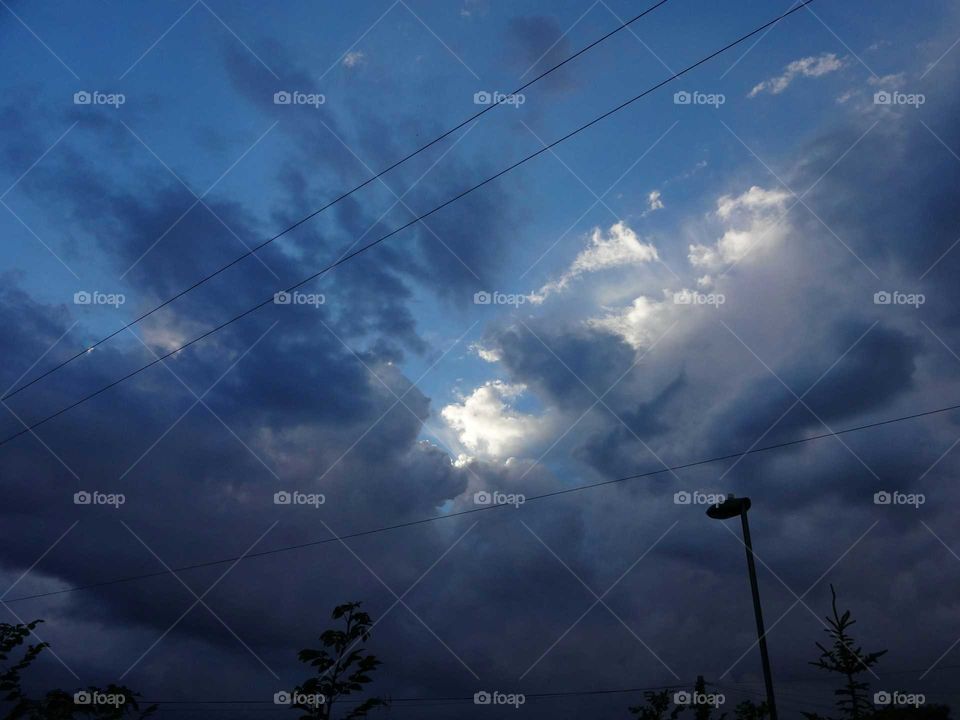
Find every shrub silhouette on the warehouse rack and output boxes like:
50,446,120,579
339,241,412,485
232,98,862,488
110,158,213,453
629,688,685,720
803,585,887,720
628,586,951,720
804,586,950,720
629,676,766,720
1,620,155,719
291,602,387,719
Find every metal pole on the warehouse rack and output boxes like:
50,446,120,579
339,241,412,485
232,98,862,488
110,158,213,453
740,508,778,720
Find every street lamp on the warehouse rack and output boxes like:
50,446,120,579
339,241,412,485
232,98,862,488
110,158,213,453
706,495,778,720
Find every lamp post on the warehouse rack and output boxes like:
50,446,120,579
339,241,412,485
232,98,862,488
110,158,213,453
706,495,778,720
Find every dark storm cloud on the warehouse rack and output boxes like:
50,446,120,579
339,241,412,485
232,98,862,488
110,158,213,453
6,11,960,720
0,274,472,640
790,70,960,306
709,321,920,454
507,15,577,94
490,319,639,410
574,369,687,478
222,32,522,307
0,18,532,708
422,45,960,714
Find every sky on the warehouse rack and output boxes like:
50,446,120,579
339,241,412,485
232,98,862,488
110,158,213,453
2,0,960,717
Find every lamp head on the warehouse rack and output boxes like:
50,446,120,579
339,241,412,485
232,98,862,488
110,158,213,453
706,494,752,520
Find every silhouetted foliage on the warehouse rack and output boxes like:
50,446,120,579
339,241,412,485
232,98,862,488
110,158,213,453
293,602,387,719
694,676,726,720
629,689,684,720
629,678,735,720
803,585,887,720
627,586,953,720
1,621,155,719
733,699,769,720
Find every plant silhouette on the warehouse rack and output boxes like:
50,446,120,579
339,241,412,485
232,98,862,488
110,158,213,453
733,699,770,720
1,620,155,719
627,586,955,720
803,585,887,720
291,602,387,719
803,586,952,720
629,676,766,720
629,688,685,720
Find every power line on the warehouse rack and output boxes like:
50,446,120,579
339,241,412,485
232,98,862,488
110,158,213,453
0,0,816,449
18,684,689,716
151,674,960,713
58,671,960,713
141,683,688,705
0,0,672,405
728,663,960,681
6,394,956,604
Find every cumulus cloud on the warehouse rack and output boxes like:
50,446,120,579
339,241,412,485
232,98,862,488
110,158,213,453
470,342,502,363
688,185,791,269
531,222,658,303
586,293,672,350
647,189,664,212
441,381,547,458
5,6,960,714
748,52,844,97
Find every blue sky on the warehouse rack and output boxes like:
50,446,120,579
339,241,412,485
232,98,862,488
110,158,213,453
3,0,960,717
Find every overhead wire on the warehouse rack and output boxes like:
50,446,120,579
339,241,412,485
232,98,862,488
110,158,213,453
8,392,959,604
0,0,672,403
0,0,817,449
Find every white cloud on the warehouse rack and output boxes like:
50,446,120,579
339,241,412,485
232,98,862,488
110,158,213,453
441,381,545,458
868,72,906,87
748,53,844,97
689,186,791,270
470,343,502,363
531,221,658,303
585,185,792,348
647,190,664,212
142,321,197,356
715,185,791,219
836,89,856,104
587,294,671,350
342,51,365,68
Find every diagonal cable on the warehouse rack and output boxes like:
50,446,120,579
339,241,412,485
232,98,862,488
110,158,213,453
1,0,673,403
